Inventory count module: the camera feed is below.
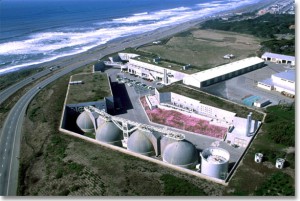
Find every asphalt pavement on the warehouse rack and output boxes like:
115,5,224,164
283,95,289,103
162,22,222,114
0,68,53,105
0,22,200,195
107,69,243,164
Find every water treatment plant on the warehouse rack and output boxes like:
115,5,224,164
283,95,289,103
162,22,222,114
57,50,296,184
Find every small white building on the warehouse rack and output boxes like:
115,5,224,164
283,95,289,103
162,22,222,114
118,53,139,61
253,98,271,108
261,52,295,66
183,57,265,88
276,158,285,169
155,90,236,124
126,57,189,84
257,70,295,96
255,153,263,163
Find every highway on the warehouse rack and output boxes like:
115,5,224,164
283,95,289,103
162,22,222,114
0,58,95,195
0,22,199,195
0,68,53,105
0,47,114,195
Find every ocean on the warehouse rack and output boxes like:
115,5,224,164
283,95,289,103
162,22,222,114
0,0,262,75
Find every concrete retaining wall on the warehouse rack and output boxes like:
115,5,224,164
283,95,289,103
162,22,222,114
59,127,227,185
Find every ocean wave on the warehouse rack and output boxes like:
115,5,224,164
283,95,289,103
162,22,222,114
0,42,106,74
134,12,148,16
0,0,262,74
112,6,192,24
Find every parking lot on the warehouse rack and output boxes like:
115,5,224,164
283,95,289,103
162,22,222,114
98,67,245,167
202,62,295,108
115,71,165,95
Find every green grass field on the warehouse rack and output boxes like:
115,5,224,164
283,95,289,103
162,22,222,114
66,73,112,104
19,64,226,196
0,67,44,91
137,29,260,71
225,105,295,196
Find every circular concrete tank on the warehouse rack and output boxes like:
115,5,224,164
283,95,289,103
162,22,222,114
76,111,95,133
200,147,230,180
127,130,155,156
96,120,123,146
162,140,198,169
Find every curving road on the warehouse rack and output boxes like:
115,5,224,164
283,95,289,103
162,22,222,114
0,68,54,105
0,21,202,195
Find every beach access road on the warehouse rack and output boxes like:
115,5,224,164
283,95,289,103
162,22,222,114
0,19,206,195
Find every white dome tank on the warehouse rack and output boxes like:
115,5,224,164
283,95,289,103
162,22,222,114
76,111,95,133
96,120,123,146
162,140,198,169
127,130,155,156
200,147,230,180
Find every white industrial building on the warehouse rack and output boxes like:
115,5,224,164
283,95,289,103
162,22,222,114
183,57,265,88
152,86,261,147
257,70,295,96
126,57,190,84
61,56,265,184
261,52,295,66
154,90,236,124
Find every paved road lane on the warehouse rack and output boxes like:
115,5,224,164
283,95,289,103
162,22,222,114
0,21,202,195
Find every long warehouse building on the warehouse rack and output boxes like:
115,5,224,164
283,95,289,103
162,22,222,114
183,57,265,88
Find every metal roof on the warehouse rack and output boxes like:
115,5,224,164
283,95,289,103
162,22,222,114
262,52,295,61
258,78,274,86
188,57,264,83
273,70,295,82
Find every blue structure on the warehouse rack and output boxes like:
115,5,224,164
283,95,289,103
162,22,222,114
242,96,260,107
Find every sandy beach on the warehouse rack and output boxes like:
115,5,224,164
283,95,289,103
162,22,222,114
3,0,276,77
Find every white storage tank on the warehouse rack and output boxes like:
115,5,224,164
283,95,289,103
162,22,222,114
276,158,285,169
96,120,123,146
200,147,230,180
255,153,263,163
162,140,198,169
76,111,95,133
127,130,155,156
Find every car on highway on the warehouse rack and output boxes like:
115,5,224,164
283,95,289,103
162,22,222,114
135,81,141,86
156,82,165,87
148,86,155,90
141,83,147,88
127,83,133,87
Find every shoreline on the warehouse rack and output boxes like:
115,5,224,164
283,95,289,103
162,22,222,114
0,0,276,77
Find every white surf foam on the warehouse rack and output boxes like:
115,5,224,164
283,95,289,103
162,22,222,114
0,0,262,75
